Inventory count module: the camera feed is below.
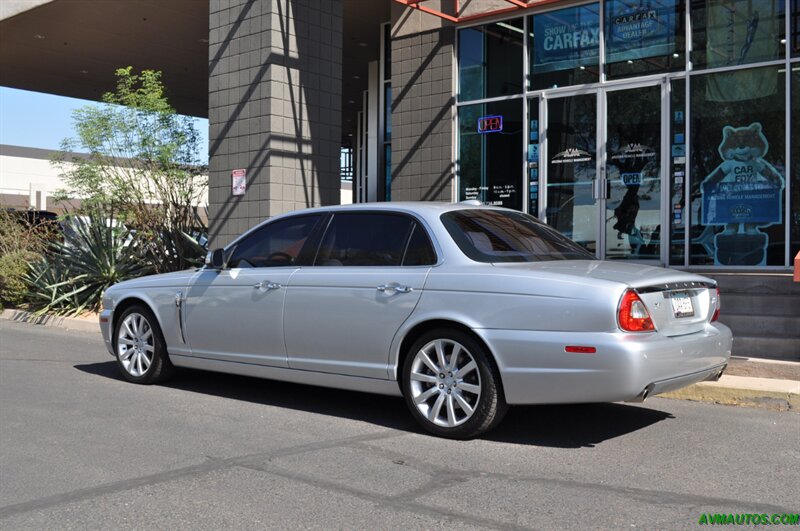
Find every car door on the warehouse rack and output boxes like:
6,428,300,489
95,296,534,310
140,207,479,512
182,214,324,367
284,212,437,379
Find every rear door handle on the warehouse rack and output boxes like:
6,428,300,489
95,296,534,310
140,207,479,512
254,280,281,290
377,284,413,293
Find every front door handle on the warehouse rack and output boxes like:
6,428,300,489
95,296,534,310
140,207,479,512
377,284,413,293
253,280,281,290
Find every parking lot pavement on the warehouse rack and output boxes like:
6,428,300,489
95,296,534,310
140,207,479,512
1,320,798,530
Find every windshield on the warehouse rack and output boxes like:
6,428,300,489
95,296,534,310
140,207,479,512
441,209,594,263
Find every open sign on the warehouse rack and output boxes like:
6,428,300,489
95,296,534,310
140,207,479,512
477,115,503,134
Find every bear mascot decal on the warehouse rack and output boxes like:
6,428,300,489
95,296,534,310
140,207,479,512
701,122,784,266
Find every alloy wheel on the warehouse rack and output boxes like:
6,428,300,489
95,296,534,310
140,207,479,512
117,313,154,377
409,339,482,427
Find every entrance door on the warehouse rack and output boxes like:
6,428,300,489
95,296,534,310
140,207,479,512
603,83,663,261
542,92,599,254
537,81,666,262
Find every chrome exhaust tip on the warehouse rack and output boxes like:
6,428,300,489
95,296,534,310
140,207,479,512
706,364,727,382
630,384,654,403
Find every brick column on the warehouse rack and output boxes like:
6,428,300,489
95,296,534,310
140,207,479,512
208,0,342,247
390,7,455,202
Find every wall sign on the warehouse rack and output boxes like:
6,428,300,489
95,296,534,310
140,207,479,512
605,0,677,63
232,169,247,196
478,115,503,134
532,5,600,73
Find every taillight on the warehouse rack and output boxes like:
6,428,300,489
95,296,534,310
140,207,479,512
711,287,720,322
618,289,655,332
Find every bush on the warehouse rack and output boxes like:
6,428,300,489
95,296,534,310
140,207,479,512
0,251,36,308
25,212,152,316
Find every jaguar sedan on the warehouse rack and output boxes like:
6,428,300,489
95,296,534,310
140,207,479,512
100,202,732,438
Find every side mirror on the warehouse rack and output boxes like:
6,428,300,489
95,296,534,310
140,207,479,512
208,248,226,269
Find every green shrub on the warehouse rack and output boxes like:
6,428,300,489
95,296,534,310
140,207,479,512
26,212,152,316
0,251,37,308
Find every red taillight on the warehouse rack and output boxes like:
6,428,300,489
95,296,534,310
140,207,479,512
565,346,597,354
711,287,720,322
618,289,655,332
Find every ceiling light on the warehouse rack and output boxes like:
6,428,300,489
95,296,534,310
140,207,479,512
627,60,634,64
673,53,680,58
353,75,360,80
348,99,356,104
199,38,209,43
579,66,585,70
358,42,368,47
79,69,89,74
33,34,45,39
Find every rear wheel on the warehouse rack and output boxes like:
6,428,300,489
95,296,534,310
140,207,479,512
402,328,507,439
114,305,174,384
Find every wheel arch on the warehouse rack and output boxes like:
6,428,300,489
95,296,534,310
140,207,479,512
111,295,164,343
393,318,504,392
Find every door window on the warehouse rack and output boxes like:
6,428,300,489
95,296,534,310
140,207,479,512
315,213,416,266
228,215,322,268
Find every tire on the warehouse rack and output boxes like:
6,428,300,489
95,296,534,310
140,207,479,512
113,304,174,384
402,328,508,439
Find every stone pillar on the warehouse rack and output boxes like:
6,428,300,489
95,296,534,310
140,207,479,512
389,4,455,202
208,0,342,247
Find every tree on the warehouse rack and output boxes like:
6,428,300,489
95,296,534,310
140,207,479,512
54,67,208,273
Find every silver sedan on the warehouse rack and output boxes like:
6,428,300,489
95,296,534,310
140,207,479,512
100,202,732,438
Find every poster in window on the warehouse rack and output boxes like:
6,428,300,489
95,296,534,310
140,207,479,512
532,5,600,73
605,0,677,63
700,122,784,265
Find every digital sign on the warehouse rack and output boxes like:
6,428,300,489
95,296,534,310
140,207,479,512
477,115,503,134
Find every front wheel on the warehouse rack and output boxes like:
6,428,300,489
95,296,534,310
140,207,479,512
402,329,507,439
114,305,174,384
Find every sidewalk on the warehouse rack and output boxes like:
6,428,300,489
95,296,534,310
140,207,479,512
2,308,798,412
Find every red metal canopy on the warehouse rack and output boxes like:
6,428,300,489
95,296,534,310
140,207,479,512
393,0,560,23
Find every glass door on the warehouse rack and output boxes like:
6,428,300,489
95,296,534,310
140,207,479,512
543,93,599,254
603,83,664,261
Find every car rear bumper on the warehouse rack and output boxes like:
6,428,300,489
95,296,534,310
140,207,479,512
476,323,732,405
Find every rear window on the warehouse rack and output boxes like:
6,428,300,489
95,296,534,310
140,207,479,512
441,209,594,263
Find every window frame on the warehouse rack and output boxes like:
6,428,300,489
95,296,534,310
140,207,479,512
309,210,439,268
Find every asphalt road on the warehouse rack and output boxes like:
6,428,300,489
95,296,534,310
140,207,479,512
1,320,798,530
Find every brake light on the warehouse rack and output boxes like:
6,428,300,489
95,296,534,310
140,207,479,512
618,290,655,332
711,287,720,322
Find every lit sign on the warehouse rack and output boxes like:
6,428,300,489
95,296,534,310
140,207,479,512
477,115,503,134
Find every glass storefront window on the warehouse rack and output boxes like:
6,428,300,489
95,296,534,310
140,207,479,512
793,0,800,57
529,5,600,90
689,65,786,266
791,67,800,260
528,98,540,215
691,0,785,70
669,78,687,265
605,0,686,79
458,19,524,101
458,99,523,210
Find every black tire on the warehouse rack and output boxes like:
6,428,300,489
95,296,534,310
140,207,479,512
113,304,174,384
402,328,508,439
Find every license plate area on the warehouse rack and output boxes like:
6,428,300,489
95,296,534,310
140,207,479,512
670,291,695,318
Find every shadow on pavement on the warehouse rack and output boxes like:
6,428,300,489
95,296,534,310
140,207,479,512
75,361,674,448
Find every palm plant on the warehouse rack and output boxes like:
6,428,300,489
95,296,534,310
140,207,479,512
26,212,152,316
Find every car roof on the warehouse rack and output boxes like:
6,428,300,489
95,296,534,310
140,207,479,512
297,201,508,220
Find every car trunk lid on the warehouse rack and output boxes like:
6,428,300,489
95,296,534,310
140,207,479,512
493,261,717,336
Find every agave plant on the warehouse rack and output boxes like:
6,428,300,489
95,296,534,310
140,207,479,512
26,212,153,316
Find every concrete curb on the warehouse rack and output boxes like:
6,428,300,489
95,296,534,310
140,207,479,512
661,375,800,412
1,308,99,333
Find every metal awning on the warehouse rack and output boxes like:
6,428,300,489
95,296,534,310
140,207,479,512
393,0,560,24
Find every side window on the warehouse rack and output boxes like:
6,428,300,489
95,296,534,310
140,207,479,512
403,223,437,266
228,215,321,268
315,213,414,266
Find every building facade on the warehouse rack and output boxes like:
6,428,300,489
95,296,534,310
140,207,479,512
373,0,800,270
